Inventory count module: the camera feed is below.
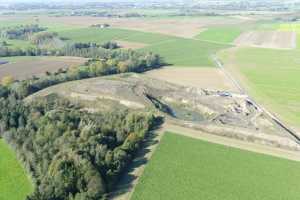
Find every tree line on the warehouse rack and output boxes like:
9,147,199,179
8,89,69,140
0,40,164,200
1,93,161,200
0,24,46,40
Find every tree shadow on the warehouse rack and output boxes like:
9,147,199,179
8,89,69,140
108,125,163,199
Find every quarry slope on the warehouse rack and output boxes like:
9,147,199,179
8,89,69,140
26,73,300,151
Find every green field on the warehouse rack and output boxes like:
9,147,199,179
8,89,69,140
142,38,229,66
0,139,33,200
132,132,300,200
57,27,173,44
219,47,300,130
195,26,242,44
57,27,228,67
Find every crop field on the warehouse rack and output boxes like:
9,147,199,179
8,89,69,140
57,27,173,44
219,47,300,131
57,27,229,67
279,23,300,48
0,139,33,200
131,132,300,200
145,67,239,92
142,38,229,66
195,26,242,44
234,31,297,49
40,15,247,38
0,56,86,80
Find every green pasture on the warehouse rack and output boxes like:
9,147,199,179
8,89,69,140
0,139,33,200
57,27,173,44
142,38,229,66
195,26,242,44
132,132,300,200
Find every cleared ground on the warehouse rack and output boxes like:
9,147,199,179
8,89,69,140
219,47,300,132
131,132,300,200
0,56,86,80
0,139,33,200
144,67,239,92
234,31,297,49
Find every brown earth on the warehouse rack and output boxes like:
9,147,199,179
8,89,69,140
234,31,297,49
0,56,86,80
144,66,240,92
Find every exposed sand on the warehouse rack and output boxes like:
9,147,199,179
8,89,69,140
144,66,240,92
234,31,297,49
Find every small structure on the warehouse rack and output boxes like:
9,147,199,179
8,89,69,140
91,24,110,29
0,60,9,65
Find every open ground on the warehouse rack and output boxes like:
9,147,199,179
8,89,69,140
0,56,86,80
144,67,239,92
234,31,297,49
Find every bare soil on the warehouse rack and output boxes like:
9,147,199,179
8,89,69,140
234,31,297,49
0,56,86,80
144,66,240,92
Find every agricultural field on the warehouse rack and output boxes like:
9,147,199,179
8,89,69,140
39,15,248,38
0,56,86,80
57,27,229,67
131,132,300,200
234,31,297,49
219,47,300,131
195,26,242,44
0,139,33,200
57,27,172,44
142,38,229,66
145,67,239,92
279,23,300,48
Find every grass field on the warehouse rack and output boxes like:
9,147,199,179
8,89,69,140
131,132,300,200
0,139,33,200
57,27,229,67
142,38,229,66
57,27,173,44
195,26,242,44
219,47,300,130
